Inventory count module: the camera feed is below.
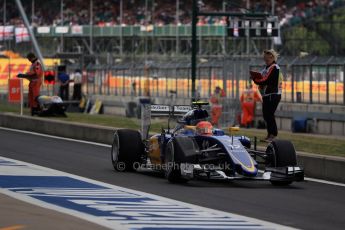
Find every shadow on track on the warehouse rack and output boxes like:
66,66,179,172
109,168,304,190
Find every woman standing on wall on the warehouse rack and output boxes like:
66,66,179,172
250,49,283,142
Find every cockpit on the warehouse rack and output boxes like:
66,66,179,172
174,108,214,135
182,108,209,126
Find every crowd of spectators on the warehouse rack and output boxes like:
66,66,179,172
277,0,344,26
0,0,343,27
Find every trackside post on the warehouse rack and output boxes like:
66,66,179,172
20,79,23,115
140,97,151,140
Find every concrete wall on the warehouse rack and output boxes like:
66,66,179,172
255,102,345,136
0,113,115,144
96,93,345,135
298,152,345,183
2,93,344,135
106,94,345,136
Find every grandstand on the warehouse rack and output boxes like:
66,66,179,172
0,0,344,57
1,0,343,27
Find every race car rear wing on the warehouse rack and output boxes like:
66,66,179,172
150,104,192,117
141,104,192,140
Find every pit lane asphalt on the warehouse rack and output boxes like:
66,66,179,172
0,128,344,230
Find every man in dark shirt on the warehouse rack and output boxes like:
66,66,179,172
58,69,70,101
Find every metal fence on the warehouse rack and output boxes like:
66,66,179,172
33,25,226,37
82,56,345,105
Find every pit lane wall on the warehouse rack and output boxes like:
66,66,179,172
255,103,345,136
0,112,344,183
89,95,345,136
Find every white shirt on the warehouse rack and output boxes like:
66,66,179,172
73,72,82,84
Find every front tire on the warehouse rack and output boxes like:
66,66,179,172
111,129,144,172
266,139,297,186
165,140,188,183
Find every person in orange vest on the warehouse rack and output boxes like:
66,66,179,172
210,86,225,127
240,83,262,128
17,53,43,116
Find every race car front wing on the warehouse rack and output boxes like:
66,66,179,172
180,163,304,183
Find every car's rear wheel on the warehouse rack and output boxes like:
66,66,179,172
266,139,297,186
111,129,144,172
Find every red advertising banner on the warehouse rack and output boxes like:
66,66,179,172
8,78,22,103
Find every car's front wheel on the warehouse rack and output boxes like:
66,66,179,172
165,140,185,183
266,139,297,186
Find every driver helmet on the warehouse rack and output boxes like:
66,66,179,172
196,121,213,136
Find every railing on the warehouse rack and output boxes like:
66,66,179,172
81,56,344,105
0,56,343,106
250,57,345,104
35,25,226,37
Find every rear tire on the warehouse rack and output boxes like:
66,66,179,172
266,140,297,186
111,129,144,172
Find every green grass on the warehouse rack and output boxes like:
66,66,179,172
55,113,141,129
1,101,344,157
236,129,345,157
52,112,167,132
0,101,166,131
0,102,29,114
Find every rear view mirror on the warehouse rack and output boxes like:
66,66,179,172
177,119,186,124
229,126,240,133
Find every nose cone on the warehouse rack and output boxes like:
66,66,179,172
235,157,258,177
241,163,258,176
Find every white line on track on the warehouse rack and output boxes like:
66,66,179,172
304,177,345,187
1,126,345,188
0,156,294,230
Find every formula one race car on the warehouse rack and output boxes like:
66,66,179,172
110,101,304,186
35,95,67,117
